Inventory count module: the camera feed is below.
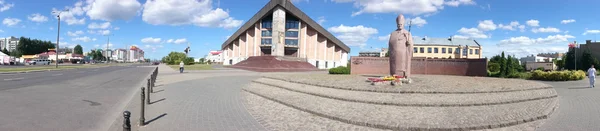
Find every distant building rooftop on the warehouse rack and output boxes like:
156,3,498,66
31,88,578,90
412,36,481,47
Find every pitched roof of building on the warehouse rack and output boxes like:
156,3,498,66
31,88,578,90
412,36,481,47
221,0,350,52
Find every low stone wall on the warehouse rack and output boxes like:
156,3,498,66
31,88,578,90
350,57,487,76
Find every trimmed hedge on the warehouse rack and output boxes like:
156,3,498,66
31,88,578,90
530,70,586,81
329,66,350,74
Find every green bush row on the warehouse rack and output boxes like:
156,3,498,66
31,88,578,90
530,70,586,81
328,66,350,74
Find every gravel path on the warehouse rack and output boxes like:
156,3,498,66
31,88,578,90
243,83,558,130
263,74,552,93
253,78,558,107
242,91,388,131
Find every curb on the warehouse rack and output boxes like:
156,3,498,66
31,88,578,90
0,65,119,74
252,80,559,107
242,88,557,131
262,76,555,94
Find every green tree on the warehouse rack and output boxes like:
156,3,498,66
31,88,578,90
499,51,507,77
565,48,578,70
74,45,83,55
161,52,189,65
1,48,8,55
506,55,515,75
488,62,500,72
198,58,206,64
16,37,55,56
580,49,600,70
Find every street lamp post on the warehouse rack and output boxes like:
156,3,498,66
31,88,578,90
53,9,69,68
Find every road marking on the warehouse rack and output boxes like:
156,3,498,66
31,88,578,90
52,73,63,76
4,77,24,81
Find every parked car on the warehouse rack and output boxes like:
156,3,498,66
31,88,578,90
152,62,160,65
28,59,51,65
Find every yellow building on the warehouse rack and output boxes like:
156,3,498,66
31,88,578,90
412,37,482,59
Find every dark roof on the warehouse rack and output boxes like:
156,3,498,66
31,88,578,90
221,0,350,52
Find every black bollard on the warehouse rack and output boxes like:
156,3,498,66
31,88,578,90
123,111,131,131
146,79,151,105
140,87,145,126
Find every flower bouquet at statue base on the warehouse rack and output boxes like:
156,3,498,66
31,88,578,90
367,75,412,86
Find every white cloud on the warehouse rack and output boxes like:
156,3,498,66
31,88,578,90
408,17,427,27
377,34,391,41
0,30,3,33
332,0,475,16
72,36,93,42
114,27,120,30
50,27,54,30
518,25,525,32
87,0,142,21
560,19,575,24
0,0,14,12
455,27,488,39
51,1,88,25
99,30,111,35
492,46,568,58
67,30,85,37
166,39,174,43
531,27,561,33
498,21,519,31
317,16,326,25
94,44,100,47
526,19,539,27
28,13,49,23
165,38,187,44
88,22,111,29
477,20,496,31
444,0,476,7
328,24,378,47
2,18,21,26
141,37,162,44
583,30,600,35
142,0,243,29
498,34,575,46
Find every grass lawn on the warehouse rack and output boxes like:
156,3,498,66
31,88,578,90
168,64,213,70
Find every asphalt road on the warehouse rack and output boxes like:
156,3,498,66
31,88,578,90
0,64,154,131
537,77,600,131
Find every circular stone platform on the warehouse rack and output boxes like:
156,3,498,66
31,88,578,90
242,73,558,131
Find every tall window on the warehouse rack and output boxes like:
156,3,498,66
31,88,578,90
469,49,473,54
285,31,298,37
427,48,432,53
442,48,446,54
420,47,424,53
434,48,439,53
285,39,298,46
455,48,460,54
414,47,418,53
462,47,468,56
448,48,453,54
285,20,299,29
261,20,272,29
475,49,480,54
261,38,272,45
262,30,272,37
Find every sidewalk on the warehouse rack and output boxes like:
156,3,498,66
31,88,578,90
137,64,265,131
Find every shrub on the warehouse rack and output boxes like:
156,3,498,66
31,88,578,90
487,70,500,77
530,70,585,81
506,72,532,79
536,67,545,71
329,66,350,74
488,62,500,72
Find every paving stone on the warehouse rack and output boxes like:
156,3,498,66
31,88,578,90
254,77,558,107
243,91,388,131
263,74,552,93
243,83,558,130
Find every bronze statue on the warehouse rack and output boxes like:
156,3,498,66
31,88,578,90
388,14,413,79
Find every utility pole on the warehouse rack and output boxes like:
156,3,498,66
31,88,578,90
104,34,113,63
53,9,69,68
408,19,412,32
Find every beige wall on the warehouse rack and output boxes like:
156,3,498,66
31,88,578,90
413,45,482,59
233,40,239,57
239,33,246,57
307,28,316,59
300,23,307,58
317,35,326,60
334,47,341,61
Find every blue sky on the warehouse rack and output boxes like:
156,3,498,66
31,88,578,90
0,0,599,59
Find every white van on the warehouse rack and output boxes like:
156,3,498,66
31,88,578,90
28,59,51,65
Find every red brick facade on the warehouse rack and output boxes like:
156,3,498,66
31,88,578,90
350,57,487,76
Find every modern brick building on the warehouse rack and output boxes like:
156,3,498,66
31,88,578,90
221,0,350,69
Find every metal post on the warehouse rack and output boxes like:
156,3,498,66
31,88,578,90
123,111,131,131
146,79,151,105
140,87,145,126
55,14,61,68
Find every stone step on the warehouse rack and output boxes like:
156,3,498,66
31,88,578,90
242,83,558,130
253,78,558,107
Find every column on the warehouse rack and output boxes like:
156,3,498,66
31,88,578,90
271,6,286,56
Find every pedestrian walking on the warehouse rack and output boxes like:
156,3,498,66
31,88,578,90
588,65,596,88
179,61,184,73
